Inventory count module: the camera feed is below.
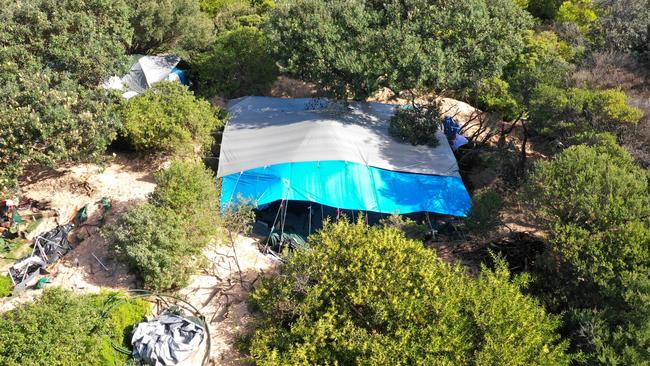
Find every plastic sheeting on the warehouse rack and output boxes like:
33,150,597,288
132,313,205,366
222,160,471,217
218,97,461,178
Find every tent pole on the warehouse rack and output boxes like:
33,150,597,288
279,199,288,254
308,205,312,235
263,199,284,253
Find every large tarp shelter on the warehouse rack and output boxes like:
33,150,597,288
218,97,471,217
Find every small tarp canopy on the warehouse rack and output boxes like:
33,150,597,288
103,55,188,98
218,97,471,217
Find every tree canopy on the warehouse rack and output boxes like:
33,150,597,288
0,0,132,189
249,219,570,365
268,0,533,99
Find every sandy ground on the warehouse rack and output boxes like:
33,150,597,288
0,153,278,365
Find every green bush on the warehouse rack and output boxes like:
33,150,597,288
527,142,650,364
475,77,523,121
0,0,132,190
466,189,504,236
102,294,152,363
388,104,441,147
0,288,149,366
528,85,643,140
193,26,278,98
269,0,532,100
249,219,570,365
379,214,428,241
200,0,248,17
503,31,574,106
0,275,12,297
120,82,223,155
127,0,214,56
528,142,649,229
108,160,219,290
527,0,563,19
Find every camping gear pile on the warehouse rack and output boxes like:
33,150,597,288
132,312,206,366
443,116,469,150
8,224,73,290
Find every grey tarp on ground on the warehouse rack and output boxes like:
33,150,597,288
132,313,205,366
217,97,461,178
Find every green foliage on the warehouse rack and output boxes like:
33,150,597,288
379,214,428,241
0,288,148,366
103,295,151,363
193,26,278,98
466,189,504,236
0,0,133,86
475,77,523,121
127,0,214,56
504,31,574,106
0,275,12,297
0,0,132,190
108,160,219,290
596,0,650,55
268,0,533,100
200,0,244,16
527,0,564,19
527,142,650,363
249,219,571,365
556,0,598,31
528,142,649,229
528,85,643,139
388,104,441,147
120,82,223,154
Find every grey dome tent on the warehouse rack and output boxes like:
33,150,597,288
103,55,188,98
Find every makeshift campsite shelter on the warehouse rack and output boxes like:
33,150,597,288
218,97,471,217
103,55,188,98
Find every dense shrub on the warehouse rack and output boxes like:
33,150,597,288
527,141,650,363
120,82,223,155
379,214,428,241
388,104,441,147
528,85,643,140
596,0,650,55
504,31,574,106
0,275,12,297
555,0,598,32
528,141,649,229
0,0,132,86
127,0,214,56
249,219,570,365
269,0,532,99
151,159,220,242
193,26,278,98
465,189,504,236
0,0,131,189
0,288,150,366
108,160,219,290
474,77,523,121
527,0,563,19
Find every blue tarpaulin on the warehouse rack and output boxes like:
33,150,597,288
218,97,472,217
222,160,471,216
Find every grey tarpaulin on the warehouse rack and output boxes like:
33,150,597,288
132,313,205,366
217,97,461,178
